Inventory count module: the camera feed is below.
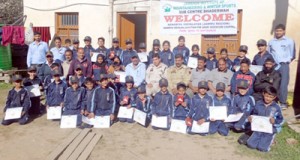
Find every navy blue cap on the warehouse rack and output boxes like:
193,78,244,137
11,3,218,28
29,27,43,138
159,78,168,87
198,81,208,89
216,82,226,91
239,45,248,52
125,75,134,83
137,86,146,93
237,80,249,89
257,39,267,46
12,75,22,82
153,39,160,46
207,47,215,54
52,69,61,76
125,38,132,44
70,76,79,83
84,36,92,41
27,66,37,72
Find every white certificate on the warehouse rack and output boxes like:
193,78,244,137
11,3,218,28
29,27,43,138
170,119,187,134
191,121,210,133
60,115,77,128
47,106,62,120
82,116,95,125
133,109,147,126
26,84,41,97
250,65,263,75
251,115,273,134
94,116,110,128
117,107,134,119
187,57,198,69
224,113,244,122
138,52,148,62
4,107,23,120
91,52,100,62
114,71,126,83
151,115,168,128
209,106,228,120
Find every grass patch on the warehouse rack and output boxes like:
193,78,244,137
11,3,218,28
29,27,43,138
0,83,13,90
287,92,294,106
234,123,300,160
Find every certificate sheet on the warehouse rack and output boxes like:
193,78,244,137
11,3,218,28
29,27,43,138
191,121,210,133
250,65,263,75
187,57,198,69
138,52,148,62
82,116,95,125
91,52,100,62
133,109,147,126
26,84,41,97
224,113,244,122
4,107,23,120
251,115,273,134
151,115,168,128
114,71,126,83
117,107,134,119
60,115,77,128
170,119,187,134
94,116,110,128
209,106,228,120
47,106,62,120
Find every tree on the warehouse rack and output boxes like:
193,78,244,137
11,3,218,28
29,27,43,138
0,0,23,24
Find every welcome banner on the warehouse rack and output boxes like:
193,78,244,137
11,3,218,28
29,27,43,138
160,0,238,35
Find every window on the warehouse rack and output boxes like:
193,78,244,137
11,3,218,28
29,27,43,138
55,13,79,44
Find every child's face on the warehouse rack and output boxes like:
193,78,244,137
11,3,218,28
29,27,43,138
239,51,246,58
126,43,132,49
97,56,104,64
257,45,267,53
198,88,207,95
178,40,185,46
161,86,168,92
138,93,146,99
53,75,60,81
113,42,119,48
28,71,36,77
65,42,71,47
154,46,160,50
192,48,199,55
238,88,248,95
126,83,133,89
75,69,83,76
220,52,228,59
216,90,224,97
263,92,276,104
177,87,186,95
85,82,94,90
240,63,250,73
98,39,104,47
71,82,79,89
14,81,22,88
101,79,108,87
207,53,214,59
163,43,170,50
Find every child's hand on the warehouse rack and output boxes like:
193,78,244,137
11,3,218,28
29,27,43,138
80,110,84,115
270,117,275,124
175,102,180,106
88,113,95,119
120,101,125,105
60,103,64,108
181,102,187,107
21,111,25,116
248,116,252,123
84,110,89,116
127,105,131,109
110,114,115,121
210,118,216,122
197,119,205,125
46,105,49,110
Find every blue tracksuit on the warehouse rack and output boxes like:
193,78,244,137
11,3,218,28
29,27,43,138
135,95,152,125
119,87,137,122
225,58,233,70
23,76,43,115
173,46,190,65
83,45,95,61
206,58,218,70
63,87,86,126
94,47,108,58
173,94,190,120
232,57,251,71
187,94,213,134
148,50,161,64
85,87,96,112
46,80,68,107
252,51,274,66
227,94,255,130
151,91,173,129
231,70,256,95
160,49,174,67
108,47,123,58
2,87,31,125
38,60,63,82
247,100,284,152
209,96,231,136
90,86,116,117
120,49,137,66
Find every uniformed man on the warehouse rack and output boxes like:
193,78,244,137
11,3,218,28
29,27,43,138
146,54,168,96
165,54,191,95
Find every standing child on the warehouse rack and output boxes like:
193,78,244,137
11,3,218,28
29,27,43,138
227,80,255,132
173,36,190,65
173,83,190,120
23,66,43,116
83,77,96,117
190,44,202,59
2,75,31,125
209,82,231,136
160,40,174,67
247,86,283,152
151,78,173,130
233,45,251,71
206,47,218,70
45,69,67,111
220,48,233,70
134,86,152,127
119,76,137,123
89,74,116,124
92,54,108,79
120,38,137,66
148,39,161,64
137,42,149,67
186,81,213,135
63,76,86,126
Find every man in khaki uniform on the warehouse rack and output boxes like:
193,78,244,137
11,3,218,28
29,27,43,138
165,54,191,95
146,54,168,96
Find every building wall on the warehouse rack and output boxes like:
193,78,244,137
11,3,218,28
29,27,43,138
24,0,300,91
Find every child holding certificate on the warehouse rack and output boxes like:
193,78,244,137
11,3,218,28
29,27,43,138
247,86,283,152
63,76,86,126
135,86,152,126
209,82,231,136
2,75,31,125
227,80,255,132
89,74,116,124
151,78,173,130
186,81,212,135
83,77,96,118
119,76,137,123
173,83,190,120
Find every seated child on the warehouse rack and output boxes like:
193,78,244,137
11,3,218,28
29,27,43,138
209,82,231,136
134,86,152,127
173,82,190,120
186,81,213,135
247,86,283,152
2,75,31,125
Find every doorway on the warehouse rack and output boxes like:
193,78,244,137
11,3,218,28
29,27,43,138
117,12,147,51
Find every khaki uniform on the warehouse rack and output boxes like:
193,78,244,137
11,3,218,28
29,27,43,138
165,65,191,92
146,63,168,96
